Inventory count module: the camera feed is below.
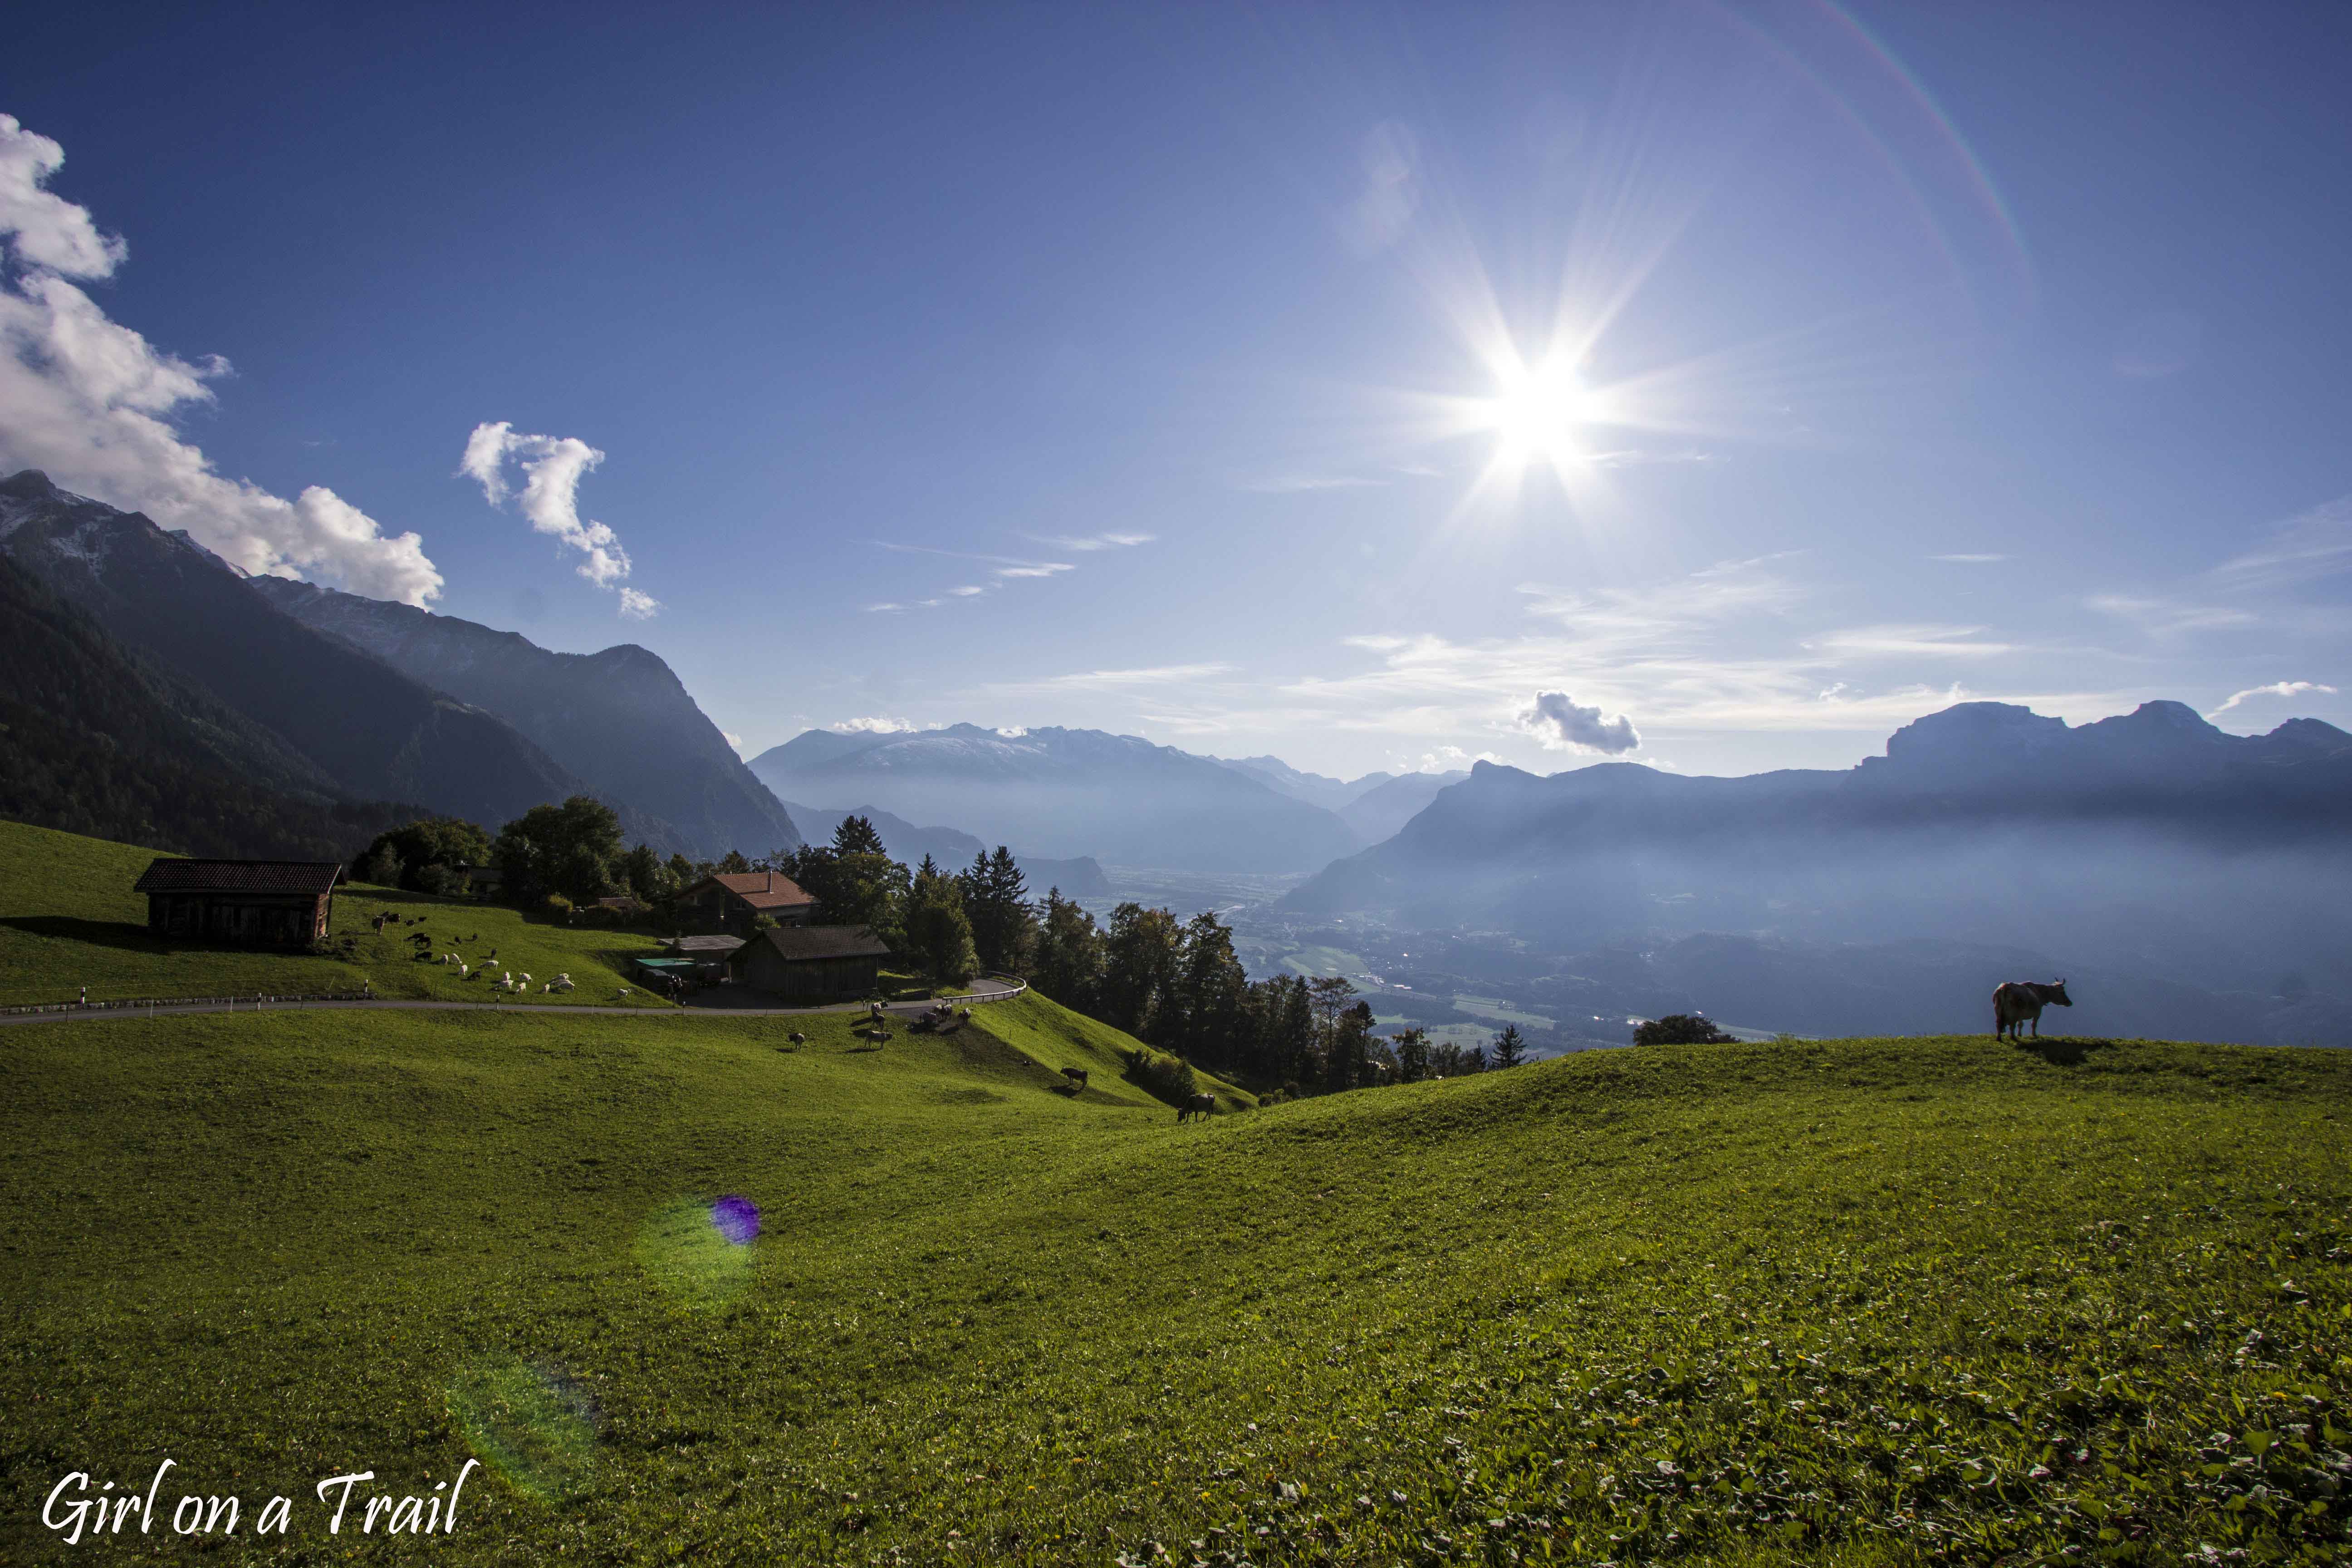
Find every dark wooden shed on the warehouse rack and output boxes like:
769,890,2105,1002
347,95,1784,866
132,859,343,948
726,924,892,1000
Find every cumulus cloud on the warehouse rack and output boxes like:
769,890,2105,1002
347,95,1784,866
837,716,917,733
2207,680,2337,717
461,421,655,615
0,114,441,604
1518,691,1641,754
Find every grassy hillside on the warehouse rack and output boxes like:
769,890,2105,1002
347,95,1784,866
1,996,2345,1563
0,818,672,1007
974,987,1259,1112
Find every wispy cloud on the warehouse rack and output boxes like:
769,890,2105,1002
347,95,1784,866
2087,593,2258,637
1024,531,1154,551
838,716,919,733
1235,472,1389,494
873,540,1080,602
2207,680,2337,718
2211,495,2352,588
1930,552,2008,563
1806,624,2013,658
0,114,442,604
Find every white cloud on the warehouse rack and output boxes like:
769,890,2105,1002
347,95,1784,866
0,115,442,604
994,562,1072,580
2087,593,2257,636
1027,531,1153,551
948,584,987,597
1806,624,2013,658
1930,552,2009,563
2207,680,2337,718
461,421,651,614
1519,691,1641,754
0,115,125,278
721,730,743,752
838,716,917,733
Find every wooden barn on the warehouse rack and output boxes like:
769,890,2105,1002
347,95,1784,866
672,870,816,935
132,859,343,948
726,924,892,1000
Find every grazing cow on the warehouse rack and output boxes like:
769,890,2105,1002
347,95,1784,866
1994,979,2073,1039
1176,1092,1216,1123
1061,1066,1089,1092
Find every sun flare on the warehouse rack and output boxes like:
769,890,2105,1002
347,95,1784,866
1480,354,1596,469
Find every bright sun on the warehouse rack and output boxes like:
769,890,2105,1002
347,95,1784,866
1480,354,1596,470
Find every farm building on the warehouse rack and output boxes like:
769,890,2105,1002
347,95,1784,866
665,934,743,977
672,871,815,935
726,924,892,1000
131,859,343,949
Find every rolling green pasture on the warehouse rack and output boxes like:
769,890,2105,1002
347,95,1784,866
0,818,672,1007
1,990,2346,1565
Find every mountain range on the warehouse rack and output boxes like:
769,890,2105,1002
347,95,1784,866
749,725,1371,872
250,578,799,858
1283,700,2352,995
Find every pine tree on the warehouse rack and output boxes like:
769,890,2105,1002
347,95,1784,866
833,815,888,858
1491,1024,1527,1069
902,860,980,985
1031,889,1106,1010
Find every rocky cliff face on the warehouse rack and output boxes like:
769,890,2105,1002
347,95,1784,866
0,470,669,844
250,578,799,859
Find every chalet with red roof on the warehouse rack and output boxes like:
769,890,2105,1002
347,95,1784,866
672,870,815,934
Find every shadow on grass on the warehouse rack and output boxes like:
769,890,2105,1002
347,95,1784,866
5,916,182,954
2015,1036,2118,1067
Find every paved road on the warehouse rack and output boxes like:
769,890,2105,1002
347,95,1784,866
0,979,1027,1029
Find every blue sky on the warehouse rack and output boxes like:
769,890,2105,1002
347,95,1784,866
5,1,2349,778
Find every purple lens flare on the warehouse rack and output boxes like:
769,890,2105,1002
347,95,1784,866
710,1195,760,1246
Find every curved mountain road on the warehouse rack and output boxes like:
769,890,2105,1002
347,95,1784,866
0,977,1028,1029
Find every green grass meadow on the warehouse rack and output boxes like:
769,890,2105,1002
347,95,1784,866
2,985,2347,1564
0,818,672,1008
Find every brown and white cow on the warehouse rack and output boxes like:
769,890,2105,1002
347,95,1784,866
1994,979,2073,1040
1176,1092,1216,1122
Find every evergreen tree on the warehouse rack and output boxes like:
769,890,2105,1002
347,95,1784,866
1030,889,1106,1010
1490,1024,1527,1069
717,849,752,874
1102,903,1184,1043
1324,1001,1377,1093
902,858,980,985
1390,1025,1433,1082
1171,911,1250,1072
833,815,888,858
620,843,675,903
959,847,1036,974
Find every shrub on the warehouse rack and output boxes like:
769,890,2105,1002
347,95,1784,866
1634,1013,1739,1045
1122,1046,1198,1107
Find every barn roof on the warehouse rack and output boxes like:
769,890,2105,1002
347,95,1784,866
686,871,814,911
735,924,893,963
132,859,345,896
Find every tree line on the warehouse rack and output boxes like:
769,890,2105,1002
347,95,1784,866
356,798,1537,1100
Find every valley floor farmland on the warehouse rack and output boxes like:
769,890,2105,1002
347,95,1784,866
0,1001,2347,1565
